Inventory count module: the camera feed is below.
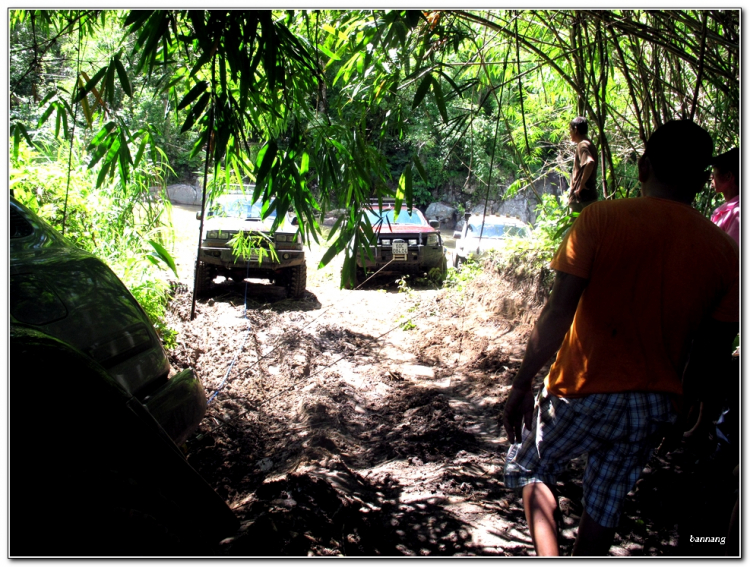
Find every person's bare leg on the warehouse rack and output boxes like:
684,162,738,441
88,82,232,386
522,482,559,556
571,510,616,556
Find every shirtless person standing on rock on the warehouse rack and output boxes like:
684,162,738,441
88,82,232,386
501,119,739,556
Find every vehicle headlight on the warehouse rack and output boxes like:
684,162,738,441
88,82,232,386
426,234,439,246
408,239,418,246
10,273,68,325
380,239,391,246
276,234,295,243
207,230,234,240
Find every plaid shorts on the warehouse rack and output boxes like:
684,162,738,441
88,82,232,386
504,387,676,528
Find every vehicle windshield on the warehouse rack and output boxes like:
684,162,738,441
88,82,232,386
365,208,426,226
467,222,528,238
208,195,276,220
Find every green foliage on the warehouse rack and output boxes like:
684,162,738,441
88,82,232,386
227,231,279,265
426,265,447,287
444,258,482,291
10,138,179,346
9,8,739,297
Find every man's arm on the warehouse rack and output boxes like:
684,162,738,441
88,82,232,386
575,161,596,196
502,271,589,443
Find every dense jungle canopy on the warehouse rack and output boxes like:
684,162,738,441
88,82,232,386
9,9,740,286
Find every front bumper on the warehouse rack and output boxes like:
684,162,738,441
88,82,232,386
144,368,207,446
199,246,305,270
357,245,445,274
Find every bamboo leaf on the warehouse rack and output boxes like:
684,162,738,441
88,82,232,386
188,48,214,79
37,91,56,107
438,70,461,97
261,15,278,91
394,166,412,220
189,127,210,159
88,136,113,169
79,87,92,126
74,67,107,102
319,231,349,268
95,160,112,188
177,81,208,110
327,213,346,239
37,103,56,128
412,74,432,110
104,135,122,165
148,239,179,278
432,79,449,123
58,106,69,140
180,91,210,133
119,132,133,165
404,10,422,28
16,122,35,149
105,61,116,103
412,154,429,184
123,9,151,30
317,43,340,61
114,56,133,97
134,133,148,168
87,122,117,151
12,125,21,160
256,140,278,185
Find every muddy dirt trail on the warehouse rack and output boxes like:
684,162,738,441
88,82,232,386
162,204,736,557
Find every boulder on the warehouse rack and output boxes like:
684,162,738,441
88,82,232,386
322,208,347,227
425,202,458,229
165,184,201,205
470,202,497,215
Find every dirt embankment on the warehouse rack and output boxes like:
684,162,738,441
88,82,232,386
164,205,737,557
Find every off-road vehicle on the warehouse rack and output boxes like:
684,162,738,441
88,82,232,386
353,201,447,284
10,197,206,446
196,191,306,298
452,213,531,267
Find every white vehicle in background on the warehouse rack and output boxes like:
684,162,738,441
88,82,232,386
452,213,531,267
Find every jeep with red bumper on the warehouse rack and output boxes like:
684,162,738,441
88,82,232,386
354,203,447,284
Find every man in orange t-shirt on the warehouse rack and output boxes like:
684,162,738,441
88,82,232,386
502,120,739,556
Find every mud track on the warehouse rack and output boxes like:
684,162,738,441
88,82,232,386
163,205,736,557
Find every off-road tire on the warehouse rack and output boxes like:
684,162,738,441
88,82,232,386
285,263,307,299
453,252,464,269
195,260,213,298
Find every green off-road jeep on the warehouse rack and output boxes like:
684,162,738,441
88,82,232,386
196,191,306,298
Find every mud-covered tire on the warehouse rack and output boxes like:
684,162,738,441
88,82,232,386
285,263,307,299
356,268,367,286
452,251,460,269
195,261,213,297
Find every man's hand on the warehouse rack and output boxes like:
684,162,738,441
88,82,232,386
502,385,535,444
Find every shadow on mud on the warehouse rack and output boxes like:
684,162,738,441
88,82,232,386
187,370,530,556
221,463,524,556
197,277,323,311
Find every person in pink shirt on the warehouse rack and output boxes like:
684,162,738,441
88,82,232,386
710,147,739,245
